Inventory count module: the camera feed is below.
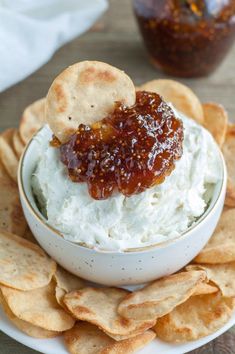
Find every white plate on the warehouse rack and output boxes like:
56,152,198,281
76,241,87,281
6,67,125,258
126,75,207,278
1,308,235,354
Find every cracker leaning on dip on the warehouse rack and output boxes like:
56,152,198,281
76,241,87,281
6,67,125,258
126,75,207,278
0,60,235,352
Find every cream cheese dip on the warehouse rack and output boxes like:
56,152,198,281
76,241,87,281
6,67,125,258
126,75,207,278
32,108,220,251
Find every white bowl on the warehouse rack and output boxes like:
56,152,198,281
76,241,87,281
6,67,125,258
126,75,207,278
18,125,227,286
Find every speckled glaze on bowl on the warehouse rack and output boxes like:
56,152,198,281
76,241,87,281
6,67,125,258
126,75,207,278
18,125,227,286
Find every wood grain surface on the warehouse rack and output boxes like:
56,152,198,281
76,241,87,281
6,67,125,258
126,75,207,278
0,0,234,353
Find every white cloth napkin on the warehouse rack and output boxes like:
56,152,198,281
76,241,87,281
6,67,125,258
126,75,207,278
0,0,108,92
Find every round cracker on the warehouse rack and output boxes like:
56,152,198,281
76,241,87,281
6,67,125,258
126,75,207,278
0,129,19,182
0,291,59,338
194,209,235,264
139,79,204,124
154,293,235,343
0,281,75,332
64,322,155,354
0,230,56,290
63,287,155,341
117,271,206,320
203,103,228,147
0,161,27,236
19,98,46,144
222,124,235,207
45,61,136,143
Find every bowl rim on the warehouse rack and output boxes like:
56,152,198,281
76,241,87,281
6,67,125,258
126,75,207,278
18,125,227,255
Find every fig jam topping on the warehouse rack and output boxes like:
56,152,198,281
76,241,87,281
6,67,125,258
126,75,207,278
134,0,235,77
59,91,184,200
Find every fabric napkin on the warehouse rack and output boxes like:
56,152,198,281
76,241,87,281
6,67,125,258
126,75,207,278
0,0,108,92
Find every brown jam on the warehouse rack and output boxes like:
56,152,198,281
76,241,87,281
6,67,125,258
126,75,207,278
133,0,235,77
59,91,184,200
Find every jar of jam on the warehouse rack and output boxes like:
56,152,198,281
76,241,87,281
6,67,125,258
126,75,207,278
133,0,235,77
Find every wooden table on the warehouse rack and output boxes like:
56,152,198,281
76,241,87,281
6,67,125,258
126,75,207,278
0,0,234,353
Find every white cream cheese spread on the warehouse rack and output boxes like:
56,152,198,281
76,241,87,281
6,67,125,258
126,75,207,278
32,108,220,251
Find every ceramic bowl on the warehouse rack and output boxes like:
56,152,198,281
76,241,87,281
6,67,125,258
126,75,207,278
18,125,227,286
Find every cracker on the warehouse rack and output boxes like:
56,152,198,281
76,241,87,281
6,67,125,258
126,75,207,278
154,293,235,343
64,322,155,354
63,287,156,340
117,271,206,320
0,128,19,182
194,209,235,264
0,291,59,338
0,230,56,290
12,130,25,158
139,79,204,124
0,281,75,332
0,162,26,236
187,263,235,297
54,267,85,307
202,103,228,147
45,61,136,143
223,124,235,207
19,98,46,144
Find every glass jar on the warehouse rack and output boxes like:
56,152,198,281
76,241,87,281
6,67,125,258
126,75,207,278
133,0,235,77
